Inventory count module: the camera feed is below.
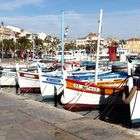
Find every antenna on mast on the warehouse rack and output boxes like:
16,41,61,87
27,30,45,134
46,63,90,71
64,25,69,41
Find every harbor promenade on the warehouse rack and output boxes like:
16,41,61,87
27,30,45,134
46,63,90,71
0,90,140,140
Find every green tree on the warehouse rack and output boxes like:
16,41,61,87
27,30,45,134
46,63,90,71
64,42,76,51
17,36,32,51
44,35,60,54
34,36,43,58
85,39,97,55
15,36,32,59
3,39,15,58
51,37,60,51
44,35,53,54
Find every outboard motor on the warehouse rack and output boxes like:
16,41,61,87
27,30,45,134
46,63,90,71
0,66,3,70
133,64,140,87
134,65,140,75
0,71,2,77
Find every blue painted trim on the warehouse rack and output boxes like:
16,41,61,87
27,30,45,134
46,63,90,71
42,81,63,86
42,95,54,100
132,118,140,124
42,75,63,79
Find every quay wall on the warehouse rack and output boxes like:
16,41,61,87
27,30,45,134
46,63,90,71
0,90,140,140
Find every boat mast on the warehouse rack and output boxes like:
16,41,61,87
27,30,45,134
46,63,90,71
61,10,64,73
95,9,103,84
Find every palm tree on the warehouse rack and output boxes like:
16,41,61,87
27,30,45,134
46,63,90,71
34,36,43,58
85,39,97,61
44,35,52,54
16,36,32,59
51,37,60,51
17,36,32,50
44,35,60,55
64,42,76,51
2,39,15,58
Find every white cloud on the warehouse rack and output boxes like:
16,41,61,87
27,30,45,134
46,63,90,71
1,10,140,39
0,0,44,10
0,14,61,36
103,9,140,39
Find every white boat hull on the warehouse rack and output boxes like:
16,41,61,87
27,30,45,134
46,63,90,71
0,71,16,87
39,74,63,100
130,89,140,126
17,71,40,93
61,78,125,111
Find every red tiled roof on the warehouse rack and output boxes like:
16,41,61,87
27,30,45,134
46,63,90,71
78,33,97,40
86,33,97,38
127,38,140,41
78,37,86,40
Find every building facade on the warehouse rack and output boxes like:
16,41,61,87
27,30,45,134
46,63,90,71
125,38,140,53
76,33,98,46
0,26,15,41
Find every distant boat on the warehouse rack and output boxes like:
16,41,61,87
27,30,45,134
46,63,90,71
0,67,17,87
0,63,28,87
112,63,127,72
43,49,89,62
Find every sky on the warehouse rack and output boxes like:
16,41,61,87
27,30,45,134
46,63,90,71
0,0,140,40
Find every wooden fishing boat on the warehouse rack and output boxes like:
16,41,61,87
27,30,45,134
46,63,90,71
61,71,127,111
0,63,36,87
61,10,128,112
37,11,68,100
16,63,55,94
128,61,140,127
17,70,40,93
38,11,112,102
38,63,112,100
38,67,64,100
